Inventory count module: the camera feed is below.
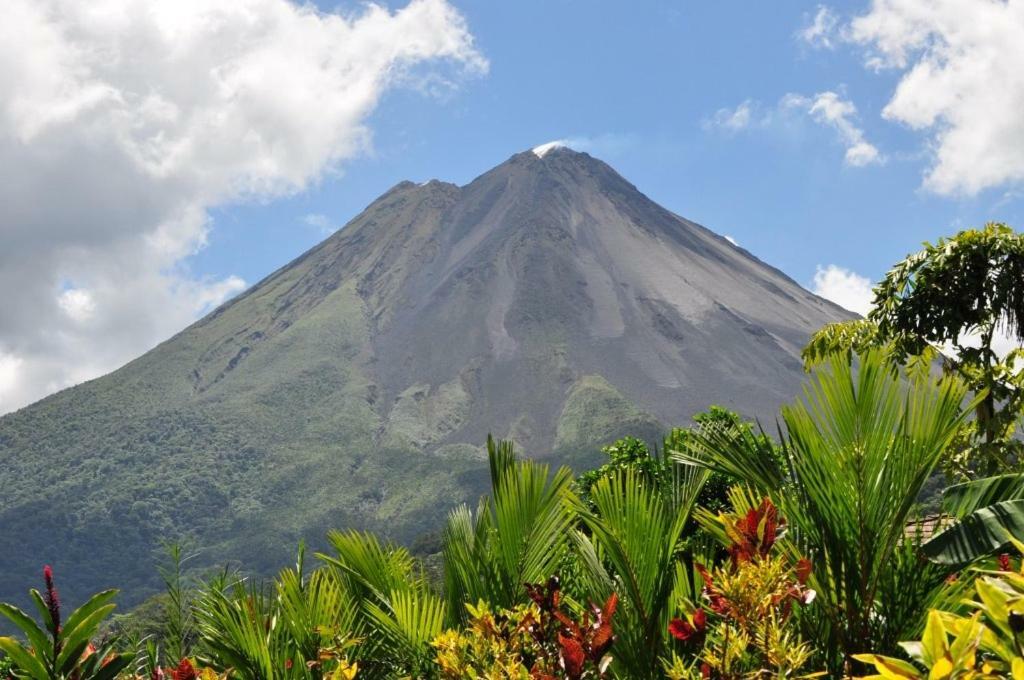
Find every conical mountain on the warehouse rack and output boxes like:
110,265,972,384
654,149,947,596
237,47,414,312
0,146,848,604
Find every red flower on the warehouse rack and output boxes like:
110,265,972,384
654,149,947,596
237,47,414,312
999,553,1013,572
42,565,61,634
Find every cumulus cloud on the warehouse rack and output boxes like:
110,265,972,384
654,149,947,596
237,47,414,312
784,91,884,166
802,1,1024,195
798,6,840,49
812,264,875,316
0,0,485,414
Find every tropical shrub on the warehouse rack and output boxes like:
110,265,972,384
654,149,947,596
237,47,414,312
319,529,443,678
0,566,133,680
193,548,358,680
442,437,575,620
570,463,708,679
678,350,975,673
433,578,616,679
805,223,1024,475
855,544,1024,678
577,408,779,516
663,499,822,679
923,473,1024,566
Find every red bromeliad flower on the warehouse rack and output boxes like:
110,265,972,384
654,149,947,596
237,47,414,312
524,578,617,678
525,576,561,612
587,593,617,660
999,553,1013,572
42,565,61,634
795,558,812,585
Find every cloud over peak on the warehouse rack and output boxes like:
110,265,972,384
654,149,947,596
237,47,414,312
0,0,485,414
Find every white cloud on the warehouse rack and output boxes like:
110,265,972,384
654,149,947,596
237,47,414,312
703,100,760,132
812,264,874,316
57,288,98,323
846,0,1024,195
532,140,568,158
798,6,840,49
531,133,637,158
0,0,485,414
784,91,884,166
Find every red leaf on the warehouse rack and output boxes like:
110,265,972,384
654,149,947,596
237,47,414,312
692,607,706,631
669,618,696,641
171,659,197,680
795,557,812,584
559,633,586,679
602,592,618,620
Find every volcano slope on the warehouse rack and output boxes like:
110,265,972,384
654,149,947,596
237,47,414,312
0,146,849,605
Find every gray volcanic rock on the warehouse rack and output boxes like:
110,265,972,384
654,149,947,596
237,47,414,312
0,146,848,606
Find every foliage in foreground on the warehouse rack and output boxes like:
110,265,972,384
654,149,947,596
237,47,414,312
678,349,975,673
0,566,133,680
856,543,1024,678
663,499,822,679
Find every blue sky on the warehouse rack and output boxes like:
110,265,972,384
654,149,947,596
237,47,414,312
192,1,1021,303
3,0,1022,412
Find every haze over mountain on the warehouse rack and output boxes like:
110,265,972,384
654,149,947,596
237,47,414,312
0,145,849,606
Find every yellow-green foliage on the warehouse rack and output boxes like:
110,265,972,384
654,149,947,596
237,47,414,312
432,601,539,679
664,499,823,679
856,541,1024,679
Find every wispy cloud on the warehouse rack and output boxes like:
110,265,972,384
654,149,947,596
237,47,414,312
702,100,763,133
799,1,1024,196
704,91,883,167
0,0,485,414
303,213,337,236
783,91,884,167
797,5,840,49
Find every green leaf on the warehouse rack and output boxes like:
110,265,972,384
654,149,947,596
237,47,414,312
0,603,51,663
56,603,116,673
941,474,1024,518
0,637,50,680
61,589,117,636
923,499,1024,564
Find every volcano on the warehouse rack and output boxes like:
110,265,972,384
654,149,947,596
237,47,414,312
0,145,849,604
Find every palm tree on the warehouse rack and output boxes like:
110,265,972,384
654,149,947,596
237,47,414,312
676,350,974,674
319,530,445,678
441,436,575,621
569,463,707,678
